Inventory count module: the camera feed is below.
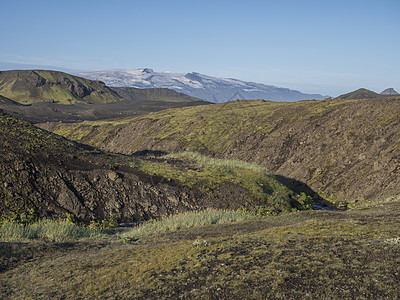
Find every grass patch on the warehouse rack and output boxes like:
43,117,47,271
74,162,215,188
0,219,104,242
120,208,252,240
0,209,253,243
129,152,315,211
164,151,271,173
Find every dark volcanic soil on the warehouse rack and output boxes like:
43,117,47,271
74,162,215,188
0,99,208,123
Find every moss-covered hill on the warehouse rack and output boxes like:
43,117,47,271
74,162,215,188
0,70,123,104
0,110,315,224
39,96,400,204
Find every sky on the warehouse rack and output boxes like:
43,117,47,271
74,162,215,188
0,0,399,96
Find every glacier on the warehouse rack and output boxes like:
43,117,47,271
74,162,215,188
76,68,326,103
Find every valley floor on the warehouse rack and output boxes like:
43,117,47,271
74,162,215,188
1,199,400,299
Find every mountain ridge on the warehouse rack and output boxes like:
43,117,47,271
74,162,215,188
76,68,327,103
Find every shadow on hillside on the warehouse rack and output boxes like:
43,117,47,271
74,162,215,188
273,175,335,209
132,150,168,157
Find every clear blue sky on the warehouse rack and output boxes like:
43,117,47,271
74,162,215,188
0,0,399,96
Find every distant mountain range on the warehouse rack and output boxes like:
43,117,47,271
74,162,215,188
0,69,208,123
76,68,327,103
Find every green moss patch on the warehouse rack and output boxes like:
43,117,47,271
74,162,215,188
129,152,316,211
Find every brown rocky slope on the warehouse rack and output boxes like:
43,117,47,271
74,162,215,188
39,97,400,204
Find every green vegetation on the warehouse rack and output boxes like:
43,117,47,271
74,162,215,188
42,97,386,154
0,209,250,243
0,70,123,104
377,111,398,128
1,78,400,297
37,100,284,148
129,152,316,211
0,209,112,242
88,215,118,231
39,96,400,206
164,151,272,173
1,197,400,298
0,108,319,225
120,209,252,241
40,117,134,148
0,219,104,242
0,110,78,153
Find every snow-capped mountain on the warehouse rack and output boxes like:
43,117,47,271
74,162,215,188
76,68,326,103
